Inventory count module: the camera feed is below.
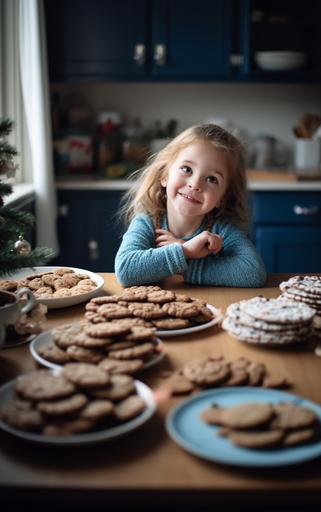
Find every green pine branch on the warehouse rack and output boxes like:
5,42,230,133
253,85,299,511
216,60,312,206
0,118,15,137
0,247,56,277
0,206,34,227
0,141,18,160
0,183,13,196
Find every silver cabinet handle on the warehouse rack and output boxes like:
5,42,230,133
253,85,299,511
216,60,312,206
88,240,99,261
58,204,69,216
230,54,244,66
133,44,145,65
154,44,166,66
294,205,319,215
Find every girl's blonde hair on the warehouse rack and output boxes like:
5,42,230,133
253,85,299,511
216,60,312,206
119,123,248,229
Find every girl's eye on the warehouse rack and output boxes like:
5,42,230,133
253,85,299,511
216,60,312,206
180,165,192,174
207,176,219,184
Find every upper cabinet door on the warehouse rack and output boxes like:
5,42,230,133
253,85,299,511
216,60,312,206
45,0,148,81
151,0,235,78
242,0,321,81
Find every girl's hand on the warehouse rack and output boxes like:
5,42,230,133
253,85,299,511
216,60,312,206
155,229,184,247
183,231,223,259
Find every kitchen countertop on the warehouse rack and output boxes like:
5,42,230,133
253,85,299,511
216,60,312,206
1,273,321,510
56,170,321,192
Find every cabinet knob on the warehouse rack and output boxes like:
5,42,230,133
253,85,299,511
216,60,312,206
58,204,69,216
294,205,319,216
88,240,100,261
133,44,146,65
230,54,244,67
154,44,166,66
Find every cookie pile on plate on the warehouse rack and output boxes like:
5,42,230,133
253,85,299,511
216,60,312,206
279,276,321,339
160,355,291,395
201,401,320,449
85,285,215,331
0,366,146,436
0,268,97,299
222,296,316,346
38,321,161,375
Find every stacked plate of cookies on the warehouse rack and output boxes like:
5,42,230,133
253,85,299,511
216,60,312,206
84,285,222,337
222,296,316,346
0,366,156,444
279,276,321,339
30,320,165,375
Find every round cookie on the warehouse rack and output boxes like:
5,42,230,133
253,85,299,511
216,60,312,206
239,297,315,324
220,403,274,429
90,374,135,401
80,399,114,420
114,395,146,421
36,393,88,417
84,322,131,338
183,358,230,387
99,357,144,375
16,370,76,401
1,399,44,431
62,363,110,389
229,429,284,449
271,403,317,430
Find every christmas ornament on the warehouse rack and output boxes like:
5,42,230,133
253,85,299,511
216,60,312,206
14,235,31,255
0,160,17,178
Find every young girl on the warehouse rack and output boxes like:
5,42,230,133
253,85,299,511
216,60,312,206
115,124,266,287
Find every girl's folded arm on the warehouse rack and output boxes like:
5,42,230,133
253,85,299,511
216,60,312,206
185,225,266,287
115,215,188,286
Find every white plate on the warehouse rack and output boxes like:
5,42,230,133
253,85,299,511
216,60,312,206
0,378,156,445
156,304,223,337
30,329,165,372
7,266,104,309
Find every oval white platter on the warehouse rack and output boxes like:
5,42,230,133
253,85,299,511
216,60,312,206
7,266,104,309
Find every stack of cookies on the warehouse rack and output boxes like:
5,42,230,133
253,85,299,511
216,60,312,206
0,366,146,436
279,276,321,339
201,401,320,449
160,355,291,395
222,296,316,346
84,285,215,331
0,268,97,299
37,321,161,375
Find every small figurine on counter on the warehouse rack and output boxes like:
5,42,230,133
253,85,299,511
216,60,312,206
115,123,266,287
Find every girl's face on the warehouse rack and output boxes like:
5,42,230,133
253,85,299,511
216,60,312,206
161,142,229,222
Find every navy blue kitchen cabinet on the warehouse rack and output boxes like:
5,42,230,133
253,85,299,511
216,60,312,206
53,190,125,272
45,0,321,83
252,191,321,272
45,0,237,81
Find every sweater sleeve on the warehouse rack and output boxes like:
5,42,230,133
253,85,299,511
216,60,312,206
184,223,267,287
114,214,188,286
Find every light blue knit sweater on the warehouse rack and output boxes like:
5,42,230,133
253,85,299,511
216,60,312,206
115,214,266,287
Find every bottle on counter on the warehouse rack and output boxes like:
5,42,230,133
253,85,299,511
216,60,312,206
95,112,124,174
122,117,150,169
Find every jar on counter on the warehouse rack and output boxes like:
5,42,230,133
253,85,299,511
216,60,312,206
95,111,123,172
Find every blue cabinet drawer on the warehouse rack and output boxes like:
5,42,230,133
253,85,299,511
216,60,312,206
253,191,321,225
255,226,321,273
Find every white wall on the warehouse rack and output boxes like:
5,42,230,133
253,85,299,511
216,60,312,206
52,82,321,154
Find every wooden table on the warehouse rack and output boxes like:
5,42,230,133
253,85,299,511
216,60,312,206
1,273,321,510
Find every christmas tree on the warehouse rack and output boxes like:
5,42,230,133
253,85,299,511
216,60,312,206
0,118,54,277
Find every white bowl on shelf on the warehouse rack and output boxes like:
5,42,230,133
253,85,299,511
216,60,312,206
254,51,307,71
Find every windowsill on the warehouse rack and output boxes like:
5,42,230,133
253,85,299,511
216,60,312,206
5,183,35,207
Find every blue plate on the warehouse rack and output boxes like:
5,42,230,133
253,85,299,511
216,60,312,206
166,387,321,467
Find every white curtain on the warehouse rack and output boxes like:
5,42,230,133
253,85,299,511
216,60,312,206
19,0,58,253
0,0,29,182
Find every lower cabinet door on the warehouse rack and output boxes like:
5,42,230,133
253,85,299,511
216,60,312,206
53,190,124,272
255,226,321,273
